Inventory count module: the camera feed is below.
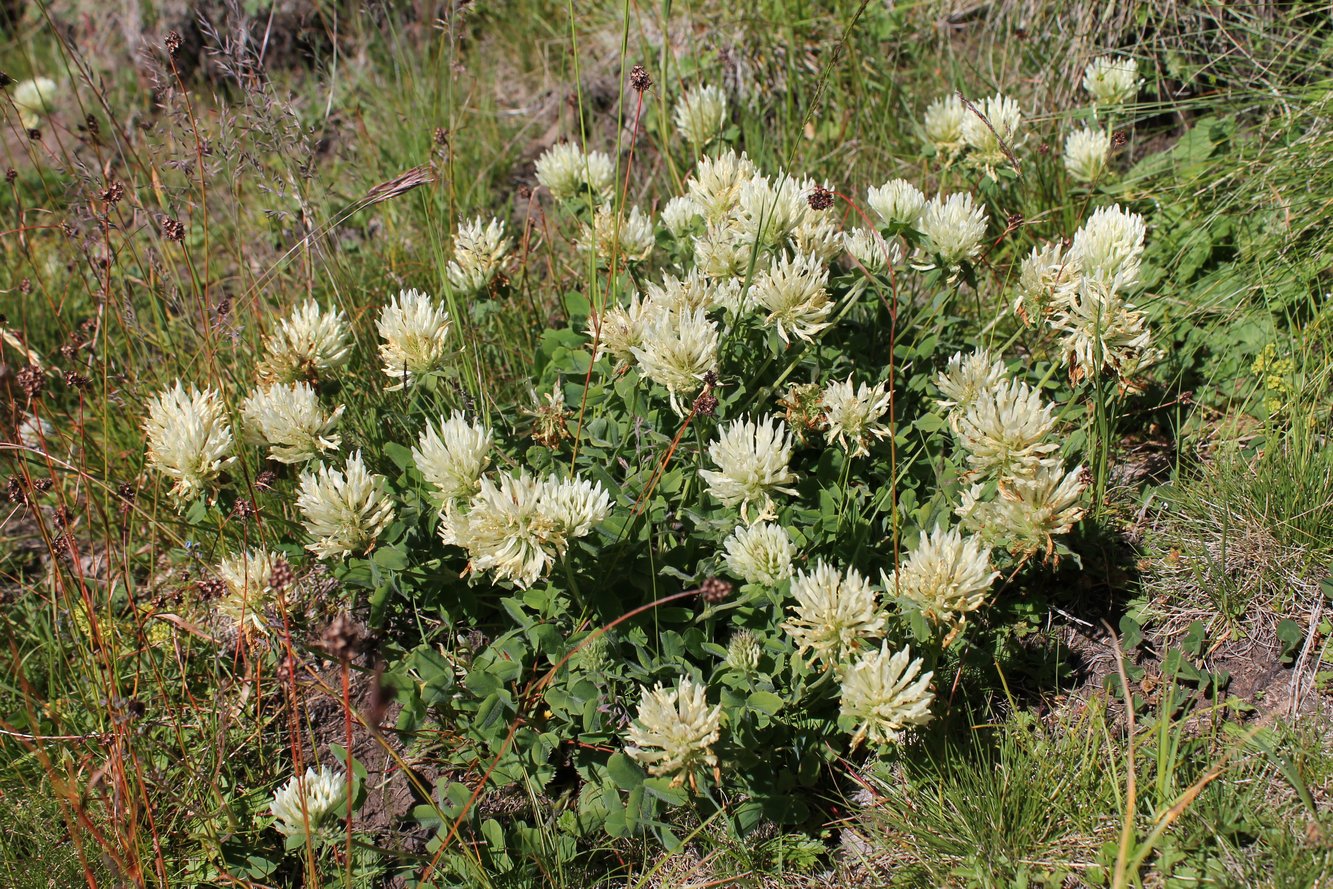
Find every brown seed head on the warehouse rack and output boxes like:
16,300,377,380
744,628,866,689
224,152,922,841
254,470,278,491
16,365,44,400
64,371,91,391
162,217,186,241
697,576,734,605
320,613,362,661
164,30,183,56
269,559,294,591
807,185,835,211
102,181,124,204
629,64,653,93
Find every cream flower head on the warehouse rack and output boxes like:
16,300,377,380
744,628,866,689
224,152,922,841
843,228,901,274
700,416,798,521
596,293,659,367
961,93,1023,173
241,381,343,464
822,376,891,457
675,84,729,149
917,192,988,268
957,463,1088,556
144,382,235,501
270,765,347,841
722,521,795,587
625,676,722,790
1014,241,1078,323
535,142,615,205
686,149,756,222
660,196,701,239
923,94,967,156
12,77,58,128
866,179,925,230
782,560,884,669
258,300,353,384
377,288,453,386
935,349,1007,425
216,548,282,635
955,378,1059,478
750,251,834,344
296,451,395,560
778,559,885,671
882,526,997,624
1051,278,1160,386
1068,204,1146,292
582,204,655,265
1064,127,1113,184
1082,56,1142,106
412,412,492,503
439,471,610,588
840,642,934,748
630,306,719,415
736,173,808,248
446,216,510,294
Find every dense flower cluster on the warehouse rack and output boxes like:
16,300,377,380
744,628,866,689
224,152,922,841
270,765,348,842
144,382,235,501
296,452,396,559
626,677,723,789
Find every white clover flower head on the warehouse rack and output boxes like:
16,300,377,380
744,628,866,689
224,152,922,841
782,560,885,669
923,94,967,156
935,348,1007,423
1083,56,1142,106
1064,127,1113,185
535,142,615,204
270,765,348,840
630,306,720,415
144,382,235,501
412,411,492,503
1051,278,1161,386
961,93,1023,172
687,149,757,222
700,416,798,521
822,376,891,457
377,288,453,386
596,294,659,367
840,642,934,748
957,463,1088,556
867,179,925,230
12,77,58,128
540,474,613,539
843,228,901,274
259,300,353,384
675,84,729,149
661,196,702,239
241,382,343,464
296,451,395,560
725,629,763,674
440,470,610,588
750,251,834,344
791,210,844,264
917,192,988,268
736,173,809,248
1014,241,1078,323
1068,204,1146,291
643,269,720,315
956,378,1059,478
582,204,655,264
446,216,510,294
692,222,757,279
882,526,997,624
216,548,281,634
625,676,722,789
722,521,795,586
